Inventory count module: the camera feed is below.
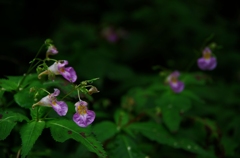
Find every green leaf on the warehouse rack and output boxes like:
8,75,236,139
114,109,129,128
93,121,118,142
156,93,192,131
0,111,28,140
20,121,45,158
0,74,38,91
30,106,49,120
181,90,204,104
108,134,146,158
128,122,214,157
181,73,206,86
46,119,107,158
14,87,35,108
127,122,175,145
162,104,181,132
0,77,20,91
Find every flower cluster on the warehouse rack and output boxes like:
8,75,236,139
197,47,217,70
33,88,96,127
32,43,96,127
167,71,184,93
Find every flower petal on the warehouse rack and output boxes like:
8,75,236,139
208,57,217,70
52,88,60,96
48,62,60,74
171,71,180,77
73,110,95,127
170,81,184,93
75,101,88,107
58,60,68,67
59,67,77,83
197,57,217,70
52,101,68,116
203,47,211,54
38,95,52,107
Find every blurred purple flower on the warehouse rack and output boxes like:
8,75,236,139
32,88,68,116
167,71,184,93
73,100,95,127
197,47,217,70
46,45,58,57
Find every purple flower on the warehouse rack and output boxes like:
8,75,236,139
73,101,95,127
32,88,68,116
46,45,58,56
197,47,217,70
48,60,77,83
167,71,184,93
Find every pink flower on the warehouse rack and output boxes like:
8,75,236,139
167,71,184,93
73,101,95,127
38,60,77,83
32,88,68,116
197,47,217,70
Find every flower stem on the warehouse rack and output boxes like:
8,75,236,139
17,43,45,90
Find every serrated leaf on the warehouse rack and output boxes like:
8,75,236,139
114,109,129,128
108,134,146,158
0,111,29,140
46,119,107,158
20,121,45,158
93,121,118,142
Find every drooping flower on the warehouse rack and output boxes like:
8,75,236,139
73,100,95,127
46,45,58,57
197,47,217,70
167,71,184,93
32,88,68,116
38,60,77,83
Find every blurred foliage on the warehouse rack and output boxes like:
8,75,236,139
1,0,240,157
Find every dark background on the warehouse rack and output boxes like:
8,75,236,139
1,0,240,157
1,0,240,113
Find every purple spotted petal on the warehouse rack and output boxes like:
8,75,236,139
169,81,184,93
52,101,68,116
73,110,95,127
197,57,217,70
